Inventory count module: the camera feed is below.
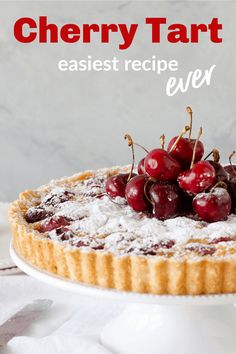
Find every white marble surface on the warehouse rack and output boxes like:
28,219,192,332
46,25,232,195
0,1,235,201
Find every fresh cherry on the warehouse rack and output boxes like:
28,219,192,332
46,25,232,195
178,161,216,195
149,183,180,220
168,109,204,168
208,161,228,183
227,175,236,214
144,149,181,181
125,175,150,212
224,164,236,178
224,151,236,178
179,190,194,215
168,137,204,169
25,206,51,223
106,173,131,199
137,158,146,175
193,187,231,222
224,152,236,213
39,215,71,233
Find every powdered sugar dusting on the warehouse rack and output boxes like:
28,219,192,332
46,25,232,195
25,167,236,259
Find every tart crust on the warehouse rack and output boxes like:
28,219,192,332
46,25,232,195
8,169,236,295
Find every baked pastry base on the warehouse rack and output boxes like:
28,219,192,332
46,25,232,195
9,170,236,295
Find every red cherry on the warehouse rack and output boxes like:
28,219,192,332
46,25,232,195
144,149,181,181
208,161,228,183
226,175,236,214
125,175,150,212
168,137,204,169
224,164,236,178
193,187,231,222
179,190,194,216
149,183,180,220
178,161,216,195
40,215,70,233
137,158,146,175
224,152,236,213
106,173,131,199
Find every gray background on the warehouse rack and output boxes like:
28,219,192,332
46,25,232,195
0,1,235,201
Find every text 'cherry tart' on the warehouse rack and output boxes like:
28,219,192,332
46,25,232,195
149,183,180,220
144,148,181,180
168,137,204,169
193,187,231,222
178,161,216,195
125,175,150,212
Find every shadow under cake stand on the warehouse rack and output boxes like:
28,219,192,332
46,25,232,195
10,243,236,354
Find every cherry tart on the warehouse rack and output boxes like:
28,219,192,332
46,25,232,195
9,166,236,295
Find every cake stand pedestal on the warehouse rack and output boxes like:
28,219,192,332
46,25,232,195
10,244,236,354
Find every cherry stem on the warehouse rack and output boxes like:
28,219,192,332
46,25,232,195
229,151,236,176
186,106,193,139
204,148,220,163
210,181,228,192
190,127,203,169
144,178,155,204
124,134,135,182
133,142,149,154
169,125,190,153
160,134,165,150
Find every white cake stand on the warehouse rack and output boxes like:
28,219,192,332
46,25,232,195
10,244,236,354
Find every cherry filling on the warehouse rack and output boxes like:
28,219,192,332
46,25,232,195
25,206,52,223
92,244,105,250
83,189,106,199
43,190,75,206
39,215,71,233
55,227,75,241
128,240,175,256
72,239,90,248
210,236,234,244
186,244,216,256
158,240,176,249
85,176,105,186
72,239,104,250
